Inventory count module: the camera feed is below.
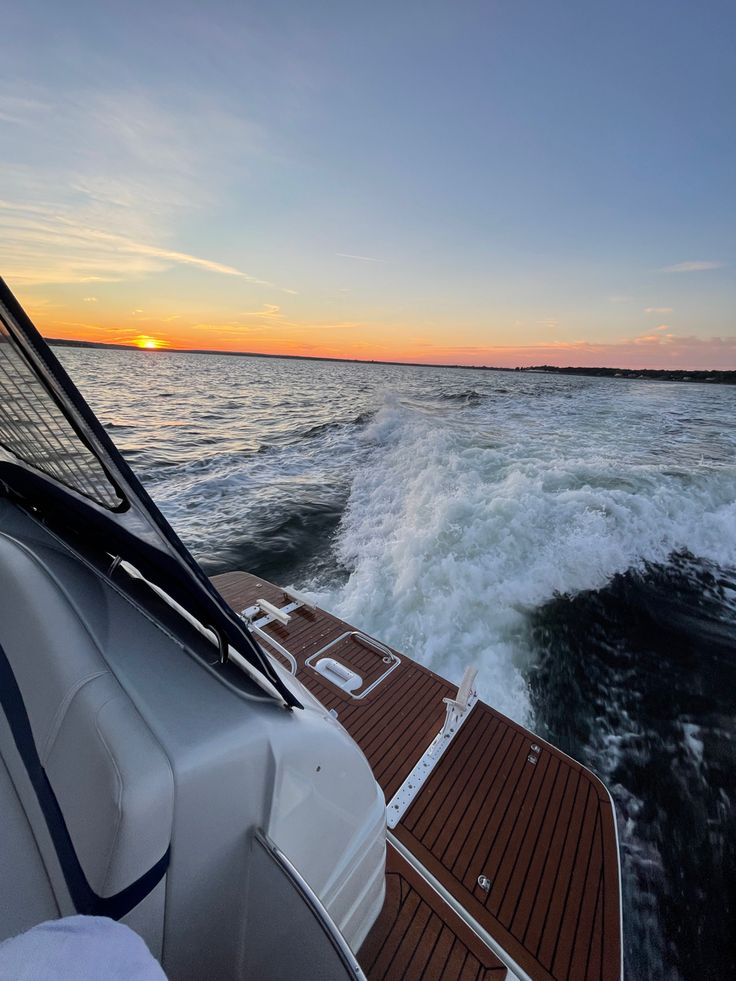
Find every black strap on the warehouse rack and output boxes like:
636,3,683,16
0,642,170,918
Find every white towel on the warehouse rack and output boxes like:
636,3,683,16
0,916,167,980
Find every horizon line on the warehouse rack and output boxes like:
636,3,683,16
44,336,736,379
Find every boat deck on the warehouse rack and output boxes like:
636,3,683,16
212,571,622,981
361,842,508,980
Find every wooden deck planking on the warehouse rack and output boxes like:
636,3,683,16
359,844,507,980
394,704,620,981
212,570,621,981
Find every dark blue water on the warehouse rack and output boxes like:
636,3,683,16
60,347,736,980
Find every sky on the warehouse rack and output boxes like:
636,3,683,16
1,0,734,368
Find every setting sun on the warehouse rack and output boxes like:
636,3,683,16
135,336,163,350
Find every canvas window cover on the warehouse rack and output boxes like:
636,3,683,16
0,322,122,509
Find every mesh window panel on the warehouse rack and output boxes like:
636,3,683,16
0,323,122,508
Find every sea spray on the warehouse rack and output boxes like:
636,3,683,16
319,398,736,724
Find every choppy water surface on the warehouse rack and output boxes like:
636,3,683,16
60,347,736,980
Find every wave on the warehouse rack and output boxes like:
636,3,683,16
318,402,736,724
529,557,736,979
202,499,347,580
438,388,486,403
301,410,376,439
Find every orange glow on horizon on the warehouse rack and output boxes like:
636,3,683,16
18,290,735,371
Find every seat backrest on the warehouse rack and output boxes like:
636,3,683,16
0,529,174,917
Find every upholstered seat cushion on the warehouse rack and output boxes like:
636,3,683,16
0,530,173,901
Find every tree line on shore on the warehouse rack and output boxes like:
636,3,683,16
520,366,736,384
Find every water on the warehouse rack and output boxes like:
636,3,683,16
59,347,736,980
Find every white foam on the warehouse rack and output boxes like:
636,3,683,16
318,399,736,725
681,722,705,767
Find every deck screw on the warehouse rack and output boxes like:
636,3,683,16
477,875,492,892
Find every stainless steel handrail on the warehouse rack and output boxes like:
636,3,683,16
254,831,367,980
249,623,298,675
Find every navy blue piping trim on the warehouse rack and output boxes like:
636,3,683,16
0,641,170,919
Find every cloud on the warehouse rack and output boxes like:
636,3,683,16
655,324,669,331
645,307,672,313
0,93,50,126
240,303,281,317
0,200,274,286
0,83,294,290
190,309,362,338
394,332,736,370
660,260,725,273
112,236,263,280
336,252,385,263
83,296,98,303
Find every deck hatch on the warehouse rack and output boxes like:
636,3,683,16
305,632,400,699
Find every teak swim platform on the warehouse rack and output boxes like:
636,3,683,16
213,571,622,981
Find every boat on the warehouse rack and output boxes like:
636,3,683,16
0,277,622,980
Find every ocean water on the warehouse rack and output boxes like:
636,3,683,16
59,347,736,980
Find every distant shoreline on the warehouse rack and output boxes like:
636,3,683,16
522,365,736,385
45,337,736,384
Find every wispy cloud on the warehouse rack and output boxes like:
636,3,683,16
402,332,736,369
336,252,385,263
240,303,282,317
0,93,50,126
645,306,672,313
190,303,362,337
0,83,292,290
112,236,266,280
660,260,724,273
0,200,274,286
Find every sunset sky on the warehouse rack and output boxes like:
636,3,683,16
1,1,734,368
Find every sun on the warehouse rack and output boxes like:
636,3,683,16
134,335,163,350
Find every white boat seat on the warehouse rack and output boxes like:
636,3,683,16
0,752,60,937
0,531,174,925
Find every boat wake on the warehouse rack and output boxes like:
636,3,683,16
319,400,736,721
